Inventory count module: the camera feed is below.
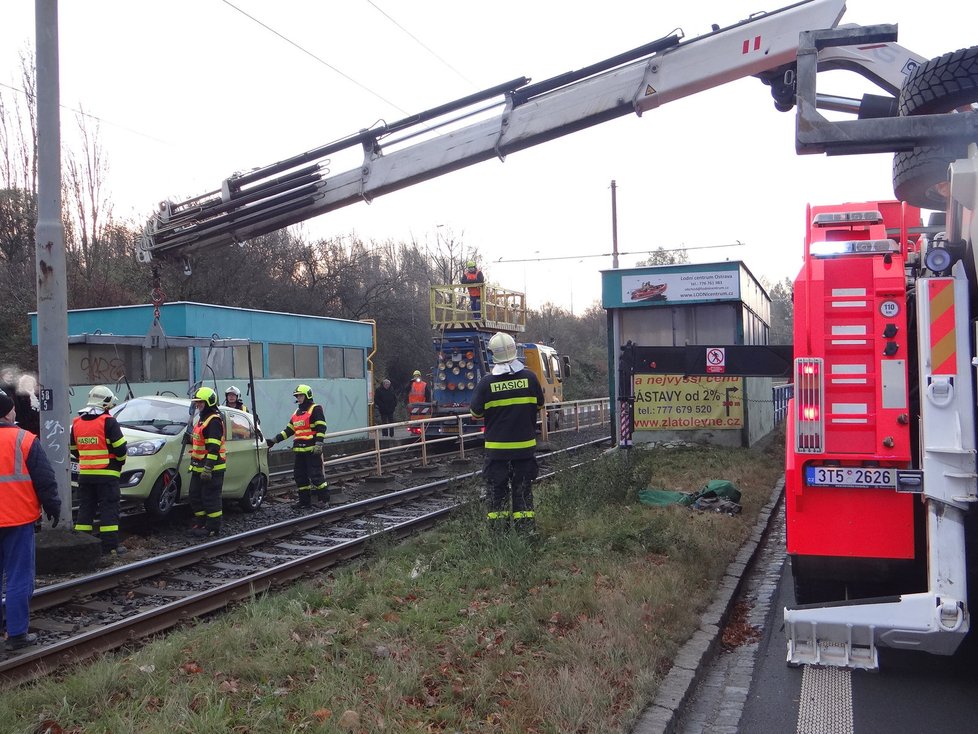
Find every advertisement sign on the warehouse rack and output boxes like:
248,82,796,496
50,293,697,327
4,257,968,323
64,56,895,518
633,374,744,430
620,269,739,305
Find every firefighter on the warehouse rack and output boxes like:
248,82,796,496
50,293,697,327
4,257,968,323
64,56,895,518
0,389,60,651
186,387,226,537
461,259,485,316
406,370,432,420
70,385,128,554
470,332,544,532
223,385,248,412
266,384,329,508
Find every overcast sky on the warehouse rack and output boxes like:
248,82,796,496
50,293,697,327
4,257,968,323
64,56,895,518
1,1,973,313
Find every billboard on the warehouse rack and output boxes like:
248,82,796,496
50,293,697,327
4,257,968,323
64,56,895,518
633,374,744,430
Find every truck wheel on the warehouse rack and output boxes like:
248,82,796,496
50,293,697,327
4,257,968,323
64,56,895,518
145,470,179,518
238,474,267,512
892,46,978,207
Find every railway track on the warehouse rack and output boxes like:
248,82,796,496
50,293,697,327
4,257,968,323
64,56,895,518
2,434,610,686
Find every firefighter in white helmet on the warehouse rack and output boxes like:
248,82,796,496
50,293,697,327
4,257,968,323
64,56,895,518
223,385,248,412
70,385,128,554
469,332,544,531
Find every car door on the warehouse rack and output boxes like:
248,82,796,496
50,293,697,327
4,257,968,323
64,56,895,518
221,408,258,498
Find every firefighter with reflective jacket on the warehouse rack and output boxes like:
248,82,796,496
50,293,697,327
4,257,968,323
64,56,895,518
407,370,432,419
461,260,485,316
70,385,128,554
266,384,329,508
186,387,226,537
470,332,544,531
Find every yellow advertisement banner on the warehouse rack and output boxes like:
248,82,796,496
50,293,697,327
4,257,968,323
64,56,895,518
633,374,744,430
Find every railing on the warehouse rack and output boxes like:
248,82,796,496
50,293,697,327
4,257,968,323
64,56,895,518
283,397,611,478
773,383,794,425
429,284,527,332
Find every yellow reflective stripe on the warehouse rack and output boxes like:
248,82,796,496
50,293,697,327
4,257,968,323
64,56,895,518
74,523,94,531
79,469,122,477
207,510,223,518
512,511,535,519
109,436,127,448
486,511,511,520
484,439,537,450
484,396,539,409
194,511,206,518
99,525,119,533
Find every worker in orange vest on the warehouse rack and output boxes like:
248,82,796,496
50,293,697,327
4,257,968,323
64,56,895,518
0,388,61,651
407,370,432,418
461,260,485,317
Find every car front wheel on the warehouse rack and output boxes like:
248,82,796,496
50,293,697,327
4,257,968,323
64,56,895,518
238,474,267,513
145,470,180,518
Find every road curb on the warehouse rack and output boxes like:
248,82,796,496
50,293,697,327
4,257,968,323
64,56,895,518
632,476,786,734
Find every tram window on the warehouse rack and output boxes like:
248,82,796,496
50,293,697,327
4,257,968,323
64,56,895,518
145,347,189,381
268,343,295,378
295,345,318,378
69,345,144,384
232,344,263,378
323,347,343,378
207,347,233,379
343,348,364,378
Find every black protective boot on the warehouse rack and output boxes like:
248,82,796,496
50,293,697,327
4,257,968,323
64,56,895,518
5,633,38,651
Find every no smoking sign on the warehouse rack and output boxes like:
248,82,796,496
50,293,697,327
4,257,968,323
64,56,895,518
706,347,726,374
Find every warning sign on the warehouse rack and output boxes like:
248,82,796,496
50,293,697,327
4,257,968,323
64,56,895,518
632,374,743,430
706,347,726,374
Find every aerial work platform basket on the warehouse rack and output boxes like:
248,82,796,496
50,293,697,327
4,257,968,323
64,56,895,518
429,284,526,332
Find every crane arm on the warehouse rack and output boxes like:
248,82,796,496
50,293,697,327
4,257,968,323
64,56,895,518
138,0,919,262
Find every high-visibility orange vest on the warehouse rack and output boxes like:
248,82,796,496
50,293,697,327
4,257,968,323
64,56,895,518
72,413,120,478
191,413,226,471
408,381,427,404
290,404,320,442
463,271,482,297
0,428,41,527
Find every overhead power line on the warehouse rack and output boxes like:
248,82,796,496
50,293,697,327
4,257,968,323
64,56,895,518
220,0,410,115
494,241,745,264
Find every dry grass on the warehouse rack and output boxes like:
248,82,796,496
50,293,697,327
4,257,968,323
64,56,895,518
1,427,785,733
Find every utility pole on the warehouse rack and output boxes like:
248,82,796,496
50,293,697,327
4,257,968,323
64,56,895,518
35,0,71,512
611,180,620,269
610,180,623,446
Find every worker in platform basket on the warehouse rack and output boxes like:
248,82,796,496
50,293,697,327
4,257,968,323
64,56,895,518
266,384,329,508
223,385,248,412
461,259,485,317
70,385,128,555
469,332,544,532
407,370,432,419
0,388,60,652
186,387,226,537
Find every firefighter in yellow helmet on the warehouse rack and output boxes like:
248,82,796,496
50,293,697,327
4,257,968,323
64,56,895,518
266,384,329,508
70,385,128,554
470,333,544,532
187,387,226,537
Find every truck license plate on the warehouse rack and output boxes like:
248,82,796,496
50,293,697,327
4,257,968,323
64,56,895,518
805,466,897,489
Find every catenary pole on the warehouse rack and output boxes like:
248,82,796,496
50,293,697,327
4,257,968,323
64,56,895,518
610,180,622,446
35,0,71,511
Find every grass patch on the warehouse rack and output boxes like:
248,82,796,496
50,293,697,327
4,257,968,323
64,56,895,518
2,428,784,733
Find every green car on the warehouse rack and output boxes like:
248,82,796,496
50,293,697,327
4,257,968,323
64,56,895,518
108,396,269,517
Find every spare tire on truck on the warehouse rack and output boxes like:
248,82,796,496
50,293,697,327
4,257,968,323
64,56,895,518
892,45,978,208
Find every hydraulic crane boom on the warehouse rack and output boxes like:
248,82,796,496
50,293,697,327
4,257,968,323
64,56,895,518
137,0,920,262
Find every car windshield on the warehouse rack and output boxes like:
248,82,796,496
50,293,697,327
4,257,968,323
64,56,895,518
112,398,192,436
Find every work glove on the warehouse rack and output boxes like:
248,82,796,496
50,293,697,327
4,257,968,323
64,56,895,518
46,509,60,528
311,444,323,456
266,438,276,448
200,466,213,482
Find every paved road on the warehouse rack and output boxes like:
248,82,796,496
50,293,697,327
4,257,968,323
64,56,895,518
674,496,978,734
